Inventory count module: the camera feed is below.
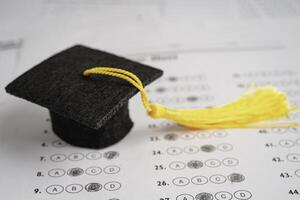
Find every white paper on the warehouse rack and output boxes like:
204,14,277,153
1,0,300,200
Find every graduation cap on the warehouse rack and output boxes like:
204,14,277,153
5,45,163,149
6,46,299,150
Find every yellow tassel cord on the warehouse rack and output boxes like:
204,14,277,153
83,67,300,129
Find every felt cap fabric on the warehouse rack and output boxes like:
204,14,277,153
5,45,163,148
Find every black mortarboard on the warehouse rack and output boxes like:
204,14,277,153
5,45,163,149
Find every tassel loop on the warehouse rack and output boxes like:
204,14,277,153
148,103,166,119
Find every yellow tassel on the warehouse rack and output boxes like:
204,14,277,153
83,67,300,129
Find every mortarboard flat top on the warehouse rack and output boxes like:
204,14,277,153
6,45,163,148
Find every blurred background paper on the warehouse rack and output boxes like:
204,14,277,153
0,0,300,199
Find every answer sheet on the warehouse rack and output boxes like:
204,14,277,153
1,45,300,200
1,0,300,200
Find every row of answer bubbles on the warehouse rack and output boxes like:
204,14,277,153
157,74,206,83
271,126,300,134
163,131,228,141
151,95,214,104
172,172,245,186
236,79,300,88
166,143,233,155
169,158,239,170
278,138,300,148
50,151,119,162
48,165,120,177
233,70,297,78
147,84,210,94
148,121,178,129
45,181,121,195
176,190,252,200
